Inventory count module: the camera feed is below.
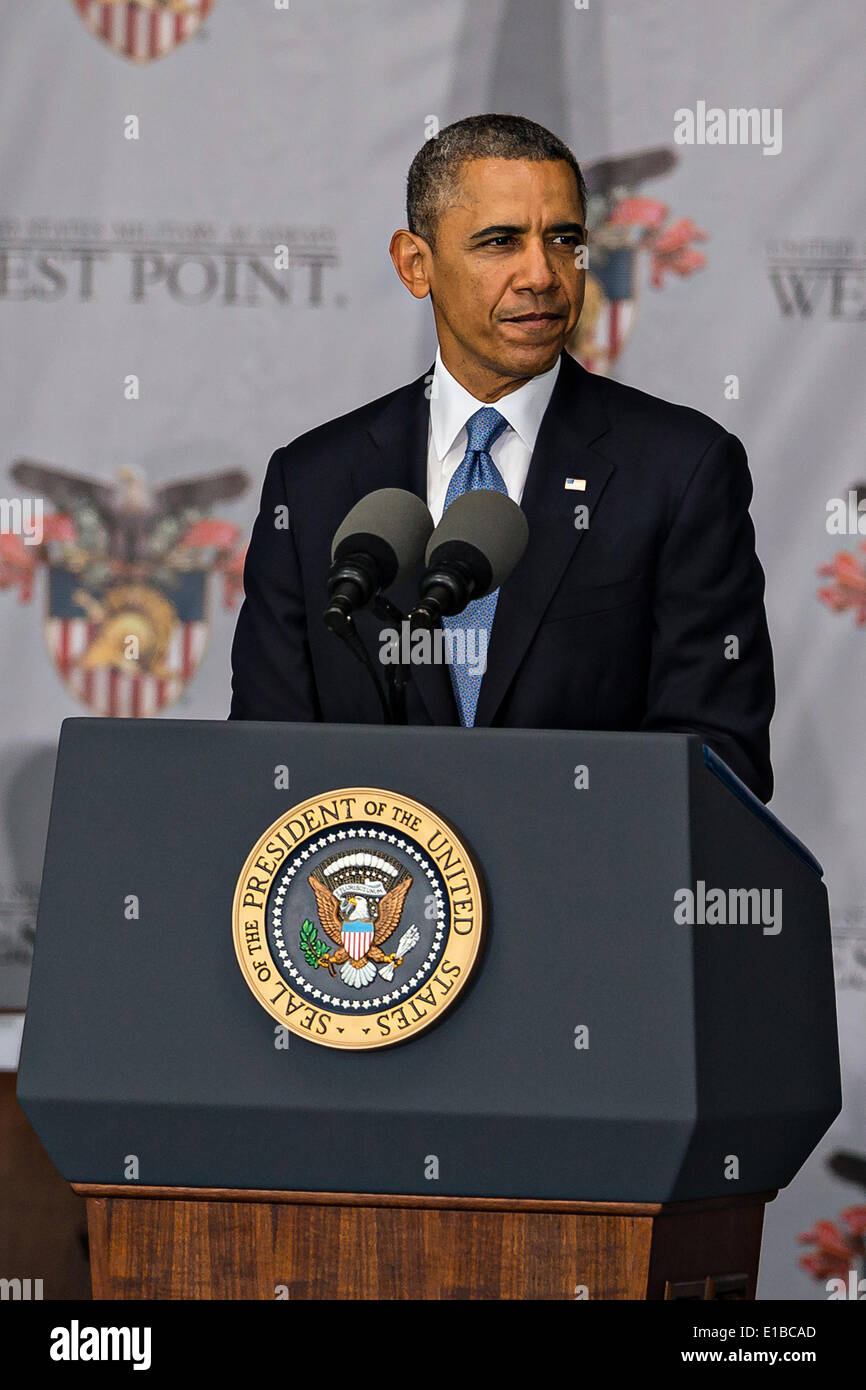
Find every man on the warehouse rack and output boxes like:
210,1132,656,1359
229,114,775,803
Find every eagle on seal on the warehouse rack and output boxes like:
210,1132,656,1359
308,851,419,988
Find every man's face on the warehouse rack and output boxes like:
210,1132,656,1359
404,157,586,393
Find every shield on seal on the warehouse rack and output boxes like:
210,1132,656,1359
71,0,216,64
341,923,375,962
45,565,209,717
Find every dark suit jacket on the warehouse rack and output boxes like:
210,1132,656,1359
228,348,775,802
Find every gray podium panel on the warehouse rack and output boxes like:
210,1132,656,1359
17,719,840,1201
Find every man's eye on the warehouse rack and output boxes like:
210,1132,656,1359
481,234,584,248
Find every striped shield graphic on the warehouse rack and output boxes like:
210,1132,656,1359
593,247,638,368
45,566,208,717
573,251,638,376
71,0,216,64
341,925,374,963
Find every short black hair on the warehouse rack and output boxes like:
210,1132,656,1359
406,113,587,251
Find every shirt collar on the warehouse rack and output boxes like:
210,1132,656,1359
429,344,562,462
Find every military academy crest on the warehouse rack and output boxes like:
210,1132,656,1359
568,146,708,374
233,790,486,1049
0,459,248,716
71,0,216,64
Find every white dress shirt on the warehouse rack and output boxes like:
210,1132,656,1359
426,345,562,525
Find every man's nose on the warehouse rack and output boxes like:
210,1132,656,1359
513,237,560,290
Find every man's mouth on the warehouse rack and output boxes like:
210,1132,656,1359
504,311,563,322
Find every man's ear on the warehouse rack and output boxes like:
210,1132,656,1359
389,228,432,300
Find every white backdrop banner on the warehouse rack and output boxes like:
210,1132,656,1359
1,0,864,1299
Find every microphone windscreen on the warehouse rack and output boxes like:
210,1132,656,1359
425,490,529,590
331,488,434,581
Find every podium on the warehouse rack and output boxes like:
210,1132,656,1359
17,719,840,1299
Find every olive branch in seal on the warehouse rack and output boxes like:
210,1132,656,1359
299,918,330,968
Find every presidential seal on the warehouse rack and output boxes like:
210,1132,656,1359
232,788,485,1049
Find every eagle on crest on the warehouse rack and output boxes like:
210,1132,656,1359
307,850,420,988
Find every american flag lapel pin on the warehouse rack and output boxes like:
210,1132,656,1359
564,477,586,491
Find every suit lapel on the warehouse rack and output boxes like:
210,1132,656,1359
355,362,432,501
360,363,458,724
473,352,614,727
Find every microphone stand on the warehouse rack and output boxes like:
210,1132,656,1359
329,616,393,724
325,594,412,726
371,593,412,725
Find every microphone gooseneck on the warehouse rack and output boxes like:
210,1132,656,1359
411,545,491,630
324,546,389,636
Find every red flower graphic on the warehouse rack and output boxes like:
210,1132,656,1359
798,1208,866,1281
817,543,866,626
606,197,708,287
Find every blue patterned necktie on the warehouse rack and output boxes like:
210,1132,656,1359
441,406,510,726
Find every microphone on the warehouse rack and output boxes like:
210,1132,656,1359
324,488,433,635
410,490,529,630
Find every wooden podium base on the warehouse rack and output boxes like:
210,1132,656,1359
72,1184,774,1300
